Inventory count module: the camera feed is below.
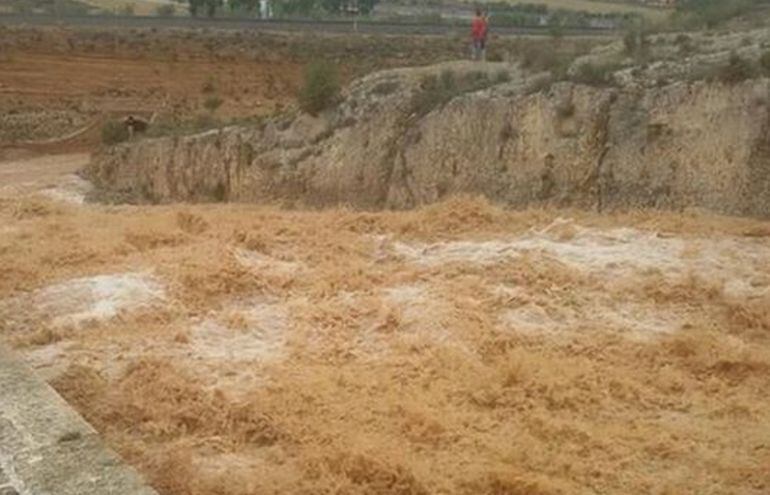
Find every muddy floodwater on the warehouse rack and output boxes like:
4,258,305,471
1,155,769,495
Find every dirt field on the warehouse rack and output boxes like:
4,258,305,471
0,26,455,147
0,27,309,150
0,25,600,155
0,154,769,495
0,49,300,129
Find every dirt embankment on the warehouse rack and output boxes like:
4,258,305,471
88,52,770,217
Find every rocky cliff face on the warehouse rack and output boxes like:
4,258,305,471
86,34,770,217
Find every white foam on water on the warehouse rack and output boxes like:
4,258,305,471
500,300,684,340
20,341,70,380
40,174,93,205
187,301,288,362
377,284,469,351
392,219,770,295
500,304,566,337
392,239,522,267
7,272,165,327
234,248,304,275
392,221,684,273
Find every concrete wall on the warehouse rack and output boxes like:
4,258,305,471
0,345,158,495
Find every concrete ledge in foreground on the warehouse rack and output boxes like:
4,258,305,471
0,345,158,495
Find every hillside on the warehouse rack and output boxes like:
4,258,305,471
88,27,770,218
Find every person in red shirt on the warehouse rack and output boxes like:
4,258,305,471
471,9,488,61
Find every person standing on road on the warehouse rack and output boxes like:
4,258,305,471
471,8,488,61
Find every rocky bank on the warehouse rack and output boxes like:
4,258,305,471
86,30,770,217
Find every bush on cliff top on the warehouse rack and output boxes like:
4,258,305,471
101,120,129,145
716,52,755,85
570,62,621,87
299,61,341,116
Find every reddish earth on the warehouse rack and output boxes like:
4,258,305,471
0,51,301,116
0,25,599,155
0,36,304,154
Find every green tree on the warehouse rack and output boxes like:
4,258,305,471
320,0,341,14
358,0,378,15
228,0,259,12
156,4,176,16
277,0,316,16
206,0,223,17
298,61,340,115
187,0,222,17
188,0,201,16
675,0,756,29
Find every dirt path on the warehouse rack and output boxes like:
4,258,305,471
0,153,90,189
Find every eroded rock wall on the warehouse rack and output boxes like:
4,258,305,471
86,63,770,217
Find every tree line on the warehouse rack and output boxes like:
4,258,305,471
180,0,378,17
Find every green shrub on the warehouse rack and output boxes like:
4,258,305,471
548,23,564,41
525,74,556,95
201,78,216,94
194,113,220,130
487,51,504,62
464,71,488,85
155,4,175,16
371,80,400,96
440,69,457,91
717,53,755,84
519,43,571,79
12,3,32,13
555,100,575,119
623,29,639,55
759,50,770,75
298,61,341,116
203,95,224,113
420,74,439,91
675,33,695,55
410,70,495,117
410,74,447,117
101,119,129,145
571,62,619,87
672,0,754,30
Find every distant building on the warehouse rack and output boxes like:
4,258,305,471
639,0,676,6
259,0,273,19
